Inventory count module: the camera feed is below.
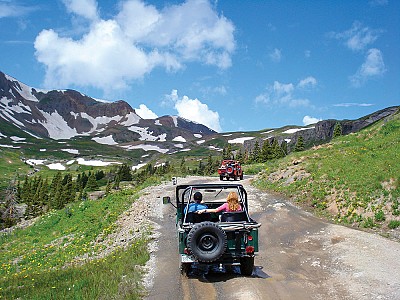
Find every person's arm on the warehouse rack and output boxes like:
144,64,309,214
199,203,226,214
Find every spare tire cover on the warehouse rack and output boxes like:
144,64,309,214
226,166,234,174
187,221,227,262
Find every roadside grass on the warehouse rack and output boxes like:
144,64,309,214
0,149,30,194
252,114,400,231
0,177,163,299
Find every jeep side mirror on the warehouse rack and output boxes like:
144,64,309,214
163,196,171,204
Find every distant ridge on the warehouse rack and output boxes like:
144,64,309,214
0,71,216,153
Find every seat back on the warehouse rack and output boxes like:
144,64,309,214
220,211,247,222
185,212,212,223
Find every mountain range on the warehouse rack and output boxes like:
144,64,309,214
0,70,398,165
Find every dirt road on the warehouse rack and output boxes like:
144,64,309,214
143,176,400,300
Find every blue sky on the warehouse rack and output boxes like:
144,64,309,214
1,0,399,133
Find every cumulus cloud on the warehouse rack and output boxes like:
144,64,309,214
269,48,282,62
255,76,317,108
303,115,321,125
166,90,222,132
350,48,386,86
330,21,380,52
135,104,158,119
34,0,235,92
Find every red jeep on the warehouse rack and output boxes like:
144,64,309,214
218,160,244,181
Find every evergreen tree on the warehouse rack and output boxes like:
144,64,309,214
294,136,305,152
205,155,214,175
271,138,285,158
226,144,233,159
113,174,121,190
180,157,186,174
281,140,288,156
261,140,272,162
333,122,343,138
86,172,98,191
118,164,132,181
105,180,112,195
62,174,74,204
251,140,261,163
80,172,88,189
197,160,205,175
236,148,244,162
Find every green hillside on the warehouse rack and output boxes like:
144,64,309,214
253,112,400,236
0,180,157,299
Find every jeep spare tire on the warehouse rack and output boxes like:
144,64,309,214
226,166,234,174
187,221,227,262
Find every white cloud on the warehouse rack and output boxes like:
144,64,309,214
269,48,282,62
135,104,158,119
303,115,321,125
166,89,222,132
255,77,317,108
304,50,311,58
298,76,317,88
0,2,38,18
34,0,235,92
334,103,374,107
330,21,380,52
350,48,386,86
62,0,99,21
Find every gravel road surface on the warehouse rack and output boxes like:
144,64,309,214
138,176,400,300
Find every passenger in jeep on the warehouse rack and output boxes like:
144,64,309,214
199,192,242,214
184,192,208,213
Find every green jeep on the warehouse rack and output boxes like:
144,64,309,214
163,183,261,276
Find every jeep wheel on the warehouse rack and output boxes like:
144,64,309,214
187,222,227,262
240,256,254,276
240,173,244,180
220,175,223,181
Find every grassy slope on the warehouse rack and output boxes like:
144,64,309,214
0,179,164,299
252,113,400,234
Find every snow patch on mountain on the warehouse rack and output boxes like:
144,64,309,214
120,112,141,126
0,144,20,148
92,135,118,145
282,127,314,134
39,110,79,139
172,136,186,142
5,74,39,102
155,120,162,126
196,139,205,144
10,136,26,141
76,157,120,166
1,97,32,113
128,126,167,141
26,159,46,166
194,133,202,138
172,116,178,127
121,144,168,153
61,149,79,154
47,163,66,170
228,137,255,144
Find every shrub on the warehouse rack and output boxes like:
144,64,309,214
388,220,400,229
374,210,386,222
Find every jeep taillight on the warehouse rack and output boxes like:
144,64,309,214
247,235,253,241
184,248,191,255
245,246,255,254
